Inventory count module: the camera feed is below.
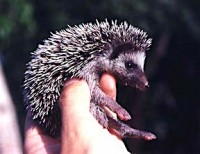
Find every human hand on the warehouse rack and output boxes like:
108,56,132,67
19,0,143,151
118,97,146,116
24,73,130,154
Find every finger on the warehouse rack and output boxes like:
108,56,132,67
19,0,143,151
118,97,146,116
59,79,99,154
24,112,60,154
99,73,118,119
100,73,116,100
59,79,93,135
59,79,91,115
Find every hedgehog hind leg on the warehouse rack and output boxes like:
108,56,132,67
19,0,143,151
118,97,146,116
107,117,156,140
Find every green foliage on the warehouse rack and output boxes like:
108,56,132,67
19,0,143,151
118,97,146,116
0,14,13,39
0,0,35,41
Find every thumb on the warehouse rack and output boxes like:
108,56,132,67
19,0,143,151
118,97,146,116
59,79,91,118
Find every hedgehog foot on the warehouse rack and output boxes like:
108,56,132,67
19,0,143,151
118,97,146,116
102,96,131,121
92,86,131,121
107,117,156,140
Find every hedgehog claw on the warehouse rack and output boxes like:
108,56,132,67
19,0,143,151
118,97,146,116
116,108,131,121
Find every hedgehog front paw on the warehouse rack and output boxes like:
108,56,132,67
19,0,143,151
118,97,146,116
103,97,131,121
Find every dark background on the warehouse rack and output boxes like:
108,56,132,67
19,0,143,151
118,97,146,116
0,0,200,153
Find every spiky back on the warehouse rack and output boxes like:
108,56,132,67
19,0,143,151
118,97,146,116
23,20,151,136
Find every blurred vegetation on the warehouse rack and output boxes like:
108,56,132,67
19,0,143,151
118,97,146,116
0,0,199,153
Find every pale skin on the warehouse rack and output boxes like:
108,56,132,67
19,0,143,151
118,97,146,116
24,73,130,154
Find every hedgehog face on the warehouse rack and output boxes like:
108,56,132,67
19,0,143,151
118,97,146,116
111,51,149,91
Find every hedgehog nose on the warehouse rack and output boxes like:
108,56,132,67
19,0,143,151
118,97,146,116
141,75,149,89
145,81,149,88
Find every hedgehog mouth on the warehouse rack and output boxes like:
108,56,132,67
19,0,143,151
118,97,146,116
123,81,147,91
135,83,147,91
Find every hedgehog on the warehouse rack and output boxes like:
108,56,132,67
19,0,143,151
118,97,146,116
23,20,156,141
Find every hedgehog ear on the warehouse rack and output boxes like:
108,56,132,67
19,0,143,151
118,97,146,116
109,42,134,60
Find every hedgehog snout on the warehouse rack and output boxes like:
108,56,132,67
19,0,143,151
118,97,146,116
136,74,149,91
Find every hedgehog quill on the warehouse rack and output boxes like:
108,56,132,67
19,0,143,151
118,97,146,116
23,20,156,140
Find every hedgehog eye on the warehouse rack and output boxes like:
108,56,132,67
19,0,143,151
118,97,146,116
125,61,137,71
